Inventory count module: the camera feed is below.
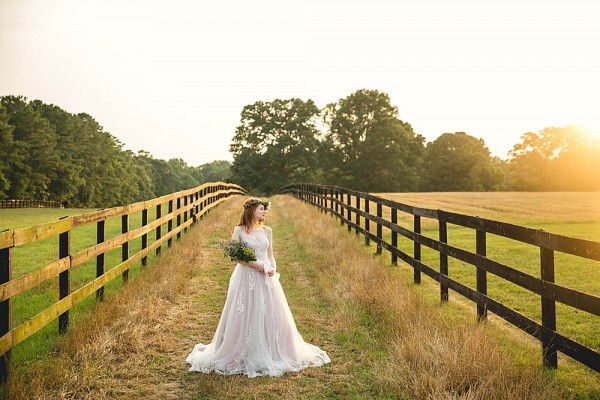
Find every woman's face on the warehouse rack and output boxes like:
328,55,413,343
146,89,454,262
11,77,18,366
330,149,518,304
254,204,267,222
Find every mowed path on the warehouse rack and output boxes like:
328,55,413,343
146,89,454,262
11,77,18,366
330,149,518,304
163,197,347,399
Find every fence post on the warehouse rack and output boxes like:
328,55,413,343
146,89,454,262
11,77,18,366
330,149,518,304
355,195,360,235
329,188,336,218
364,199,370,246
189,193,194,223
331,189,336,219
376,202,382,255
122,214,129,283
439,220,448,302
184,195,189,233
177,197,182,239
58,218,70,334
541,247,558,368
391,207,397,265
96,220,105,301
337,191,342,225
319,187,323,211
206,187,211,211
413,215,421,284
476,230,487,321
195,191,200,222
141,208,148,267
0,241,11,384
156,203,162,256
168,200,173,248
199,189,205,221
346,192,352,232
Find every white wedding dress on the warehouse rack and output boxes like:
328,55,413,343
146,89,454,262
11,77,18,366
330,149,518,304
186,226,330,377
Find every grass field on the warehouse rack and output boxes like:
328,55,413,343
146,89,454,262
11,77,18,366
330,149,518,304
5,195,589,400
1,192,599,394
0,206,177,366
369,192,600,366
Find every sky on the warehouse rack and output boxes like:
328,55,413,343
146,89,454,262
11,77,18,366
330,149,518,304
1,0,599,166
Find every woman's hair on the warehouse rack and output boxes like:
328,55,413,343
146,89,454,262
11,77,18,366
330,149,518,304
237,198,270,232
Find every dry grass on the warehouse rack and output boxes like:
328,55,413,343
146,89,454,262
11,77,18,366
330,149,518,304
4,200,243,399
283,195,567,400
3,194,584,399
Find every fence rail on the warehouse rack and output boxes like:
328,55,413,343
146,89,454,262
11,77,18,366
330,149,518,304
0,182,245,383
279,183,600,373
0,200,66,209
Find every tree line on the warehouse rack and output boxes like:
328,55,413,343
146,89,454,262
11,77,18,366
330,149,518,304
0,96,231,207
2,91,599,207
230,89,600,194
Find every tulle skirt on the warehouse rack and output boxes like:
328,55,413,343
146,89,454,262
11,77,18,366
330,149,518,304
186,263,330,378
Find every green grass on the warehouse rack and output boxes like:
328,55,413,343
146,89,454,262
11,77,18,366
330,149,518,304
364,192,600,369
3,196,598,399
1,205,187,366
272,212,400,399
3,192,599,387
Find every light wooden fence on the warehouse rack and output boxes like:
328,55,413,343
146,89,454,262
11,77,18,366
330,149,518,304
0,182,245,382
280,183,600,373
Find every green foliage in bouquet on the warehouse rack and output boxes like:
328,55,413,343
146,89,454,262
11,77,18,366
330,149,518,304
220,239,257,263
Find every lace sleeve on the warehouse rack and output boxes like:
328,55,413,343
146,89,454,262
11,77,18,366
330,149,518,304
231,225,242,241
266,227,277,271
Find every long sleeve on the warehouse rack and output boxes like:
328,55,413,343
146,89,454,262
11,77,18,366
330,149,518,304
264,227,279,288
266,227,277,271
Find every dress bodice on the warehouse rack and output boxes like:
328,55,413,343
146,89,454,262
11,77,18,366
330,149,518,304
238,230,269,261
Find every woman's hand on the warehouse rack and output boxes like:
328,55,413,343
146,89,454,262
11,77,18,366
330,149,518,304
253,261,265,273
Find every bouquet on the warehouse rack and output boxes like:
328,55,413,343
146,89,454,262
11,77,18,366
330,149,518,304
219,239,257,263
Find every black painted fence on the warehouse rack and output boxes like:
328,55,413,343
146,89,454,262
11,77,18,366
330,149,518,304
0,200,66,209
279,183,600,373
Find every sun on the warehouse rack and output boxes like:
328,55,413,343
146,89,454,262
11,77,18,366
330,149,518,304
590,126,600,141
570,122,600,143
582,124,600,142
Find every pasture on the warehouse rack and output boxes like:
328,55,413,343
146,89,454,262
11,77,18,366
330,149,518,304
0,207,164,365
372,191,600,368
5,195,587,399
2,192,599,397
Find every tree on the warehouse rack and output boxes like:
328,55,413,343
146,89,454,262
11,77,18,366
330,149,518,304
1,96,60,200
420,132,503,191
195,160,232,183
230,98,322,194
508,125,600,190
167,158,200,190
323,89,425,191
506,131,549,190
0,95,219,207
132,151,157,200
30,100,86,203
0,103,14,198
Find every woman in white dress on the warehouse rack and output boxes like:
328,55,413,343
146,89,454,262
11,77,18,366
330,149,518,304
186,198,330,377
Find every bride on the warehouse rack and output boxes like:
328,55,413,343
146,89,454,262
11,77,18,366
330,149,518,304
186,198,330,377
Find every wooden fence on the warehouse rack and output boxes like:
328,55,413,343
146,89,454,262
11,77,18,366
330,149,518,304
0,182,245,383
0,200,66,209
279,183,600,373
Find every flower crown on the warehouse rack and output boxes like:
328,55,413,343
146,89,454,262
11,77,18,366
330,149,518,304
243,199,271,210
